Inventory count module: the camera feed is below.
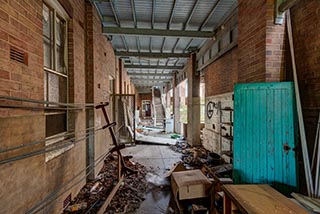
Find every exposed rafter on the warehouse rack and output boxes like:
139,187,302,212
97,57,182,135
109,0,119,25
103,27,215,39
173,0,199,53
161,37,166,52
115,51,190,58
131,79,170,83
185,0,200,29
134,82,167,87
136,37,141,52
168,0,177,29
151,0,155,29
125,64,183,69
128,73,173,77
199,0,221,30
131,0,137,27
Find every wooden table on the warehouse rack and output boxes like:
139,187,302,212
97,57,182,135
222,184,308,214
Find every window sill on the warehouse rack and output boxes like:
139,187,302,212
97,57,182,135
45,133,74,162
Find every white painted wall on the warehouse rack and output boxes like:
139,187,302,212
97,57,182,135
202,92,233,162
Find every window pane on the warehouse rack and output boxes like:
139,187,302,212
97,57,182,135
43,4,51,38
56,46,64,72
44,71,47,101
43,39,51,68
56,17,65,46
55,16,65,73
48,72,67,103
46,113,67,137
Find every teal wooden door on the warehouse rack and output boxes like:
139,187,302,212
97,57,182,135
234,82,297,193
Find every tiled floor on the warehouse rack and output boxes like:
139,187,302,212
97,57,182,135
122,145,181,214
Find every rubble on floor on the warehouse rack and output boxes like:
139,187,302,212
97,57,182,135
169,141,225,169
64,155,118,214
63,155,148,214
104,160,148,214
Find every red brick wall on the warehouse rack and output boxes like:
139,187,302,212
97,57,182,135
204,0,286,97
238,0,286,83
0,0,43,117
265,0,286,82
238,0,267,83
205,47,238,96
138,93,152,109
290,0,320,151
92,3,115,175
0,0,118,213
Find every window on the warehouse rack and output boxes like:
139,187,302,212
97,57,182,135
43,1,70,161
230,29,233,44
109,76,115,94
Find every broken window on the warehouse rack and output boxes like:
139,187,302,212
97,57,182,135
43,1,71,161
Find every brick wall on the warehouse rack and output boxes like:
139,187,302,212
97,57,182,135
238,0,286,83
0,0,118,213
265,0,286,82
136,93,152,118
0,0,43,117
91,2,115,176
205,47,238,96
237,0,267,83
290,0,320,153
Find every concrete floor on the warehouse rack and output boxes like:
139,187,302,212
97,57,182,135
122,145,182,214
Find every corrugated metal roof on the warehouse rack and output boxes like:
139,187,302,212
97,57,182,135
94,0,237,89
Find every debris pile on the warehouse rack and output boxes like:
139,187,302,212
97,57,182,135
63,155,148,214
104,160,148,214
170,141,223,168
64,155,118,213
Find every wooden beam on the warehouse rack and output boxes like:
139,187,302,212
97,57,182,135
103,27,215,38
97,175,124,214
286,10,313,196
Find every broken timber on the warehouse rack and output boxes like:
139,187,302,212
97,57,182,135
97,175,124,214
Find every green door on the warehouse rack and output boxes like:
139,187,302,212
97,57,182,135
234,82,297,193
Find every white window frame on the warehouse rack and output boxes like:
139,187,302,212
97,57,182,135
43,0,72,162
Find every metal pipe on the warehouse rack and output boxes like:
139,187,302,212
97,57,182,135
26,149,111,214
0,126,99,154
0,127,105,164
0,104,83,111
0,95,98,107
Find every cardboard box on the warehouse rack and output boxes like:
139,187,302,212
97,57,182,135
171,169,212,200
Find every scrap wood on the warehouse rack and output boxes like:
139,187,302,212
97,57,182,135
286,10,313,196
164,162,185,177
65,202,87,212
291,192,320,213
202,164,233,182
104,161,148,214
96,175,124,214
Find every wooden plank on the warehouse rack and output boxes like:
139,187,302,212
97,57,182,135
97,175,124,214
286,10,314,196
291,192,320,212
222,185,308,214
223,193,231,214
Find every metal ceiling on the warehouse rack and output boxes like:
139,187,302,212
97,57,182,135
93,0,237,90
